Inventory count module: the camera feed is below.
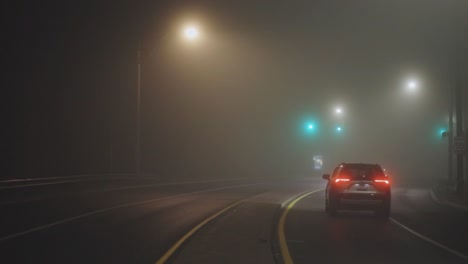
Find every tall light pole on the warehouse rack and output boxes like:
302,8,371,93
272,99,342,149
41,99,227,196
135,24,201,175
136,43,142,175
448,84,454,184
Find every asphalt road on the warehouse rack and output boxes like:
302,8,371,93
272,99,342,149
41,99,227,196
1,176,467,264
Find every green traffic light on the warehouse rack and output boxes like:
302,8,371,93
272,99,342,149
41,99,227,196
303,120,319,136
439,128,448,138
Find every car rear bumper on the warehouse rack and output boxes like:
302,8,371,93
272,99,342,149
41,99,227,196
340,199,383,205
332,192,390,210
339,199,384,210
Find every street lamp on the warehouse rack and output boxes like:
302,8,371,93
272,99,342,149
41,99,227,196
183,25,199,40
405,79,419,93
335,107,343,115
135,24,202,175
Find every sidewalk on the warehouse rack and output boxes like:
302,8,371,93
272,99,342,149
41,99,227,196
432,180,468,210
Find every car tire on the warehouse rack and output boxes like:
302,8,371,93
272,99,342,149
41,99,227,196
375,200,390,219
326,198,338,217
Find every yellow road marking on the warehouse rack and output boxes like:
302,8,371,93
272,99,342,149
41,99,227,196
155,193,264,264
278,189,324,264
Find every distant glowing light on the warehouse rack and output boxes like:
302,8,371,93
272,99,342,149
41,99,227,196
303,118,320,136
336,126,342,132
304,121,318,135
335,108,343,115
439,128,449,138
183,25,199,40
406,79,419,93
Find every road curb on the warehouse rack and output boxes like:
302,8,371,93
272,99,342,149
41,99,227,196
430,188,468,211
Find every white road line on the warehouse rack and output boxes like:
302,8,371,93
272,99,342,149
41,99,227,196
0,174,144,185
0,183,264,242
0,179,102,190
390,218,468,262
430,189,468,211
0,176,270,191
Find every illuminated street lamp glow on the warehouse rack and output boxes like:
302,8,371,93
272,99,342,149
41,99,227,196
336,126,342,132
309,124,314,129
183,25,199,40
335,108,343,115
406,79,418,93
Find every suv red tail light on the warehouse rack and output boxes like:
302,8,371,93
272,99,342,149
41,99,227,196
334,174,351,183
374,178,390,185
334,178,350,183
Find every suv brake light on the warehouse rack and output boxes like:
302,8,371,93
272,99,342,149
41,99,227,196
374,179,390,185
334,175,351,183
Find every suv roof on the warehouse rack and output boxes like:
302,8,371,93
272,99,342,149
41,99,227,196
338,163,382,168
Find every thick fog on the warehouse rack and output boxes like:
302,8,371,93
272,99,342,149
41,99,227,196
4,0,467,184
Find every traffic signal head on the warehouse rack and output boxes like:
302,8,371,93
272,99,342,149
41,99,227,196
441,129,449,138
303,120,319,137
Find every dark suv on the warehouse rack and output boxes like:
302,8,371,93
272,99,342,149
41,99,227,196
322,163,391,218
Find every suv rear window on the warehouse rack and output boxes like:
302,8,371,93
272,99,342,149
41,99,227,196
341,164,384,179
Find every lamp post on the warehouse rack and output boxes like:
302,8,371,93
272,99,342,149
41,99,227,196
135,24,201,175
136,43,142,175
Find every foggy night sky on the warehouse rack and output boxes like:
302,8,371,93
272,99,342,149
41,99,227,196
3,0,468,184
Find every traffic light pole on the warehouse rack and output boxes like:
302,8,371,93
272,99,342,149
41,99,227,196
455,78,464,196
448,77,453,184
